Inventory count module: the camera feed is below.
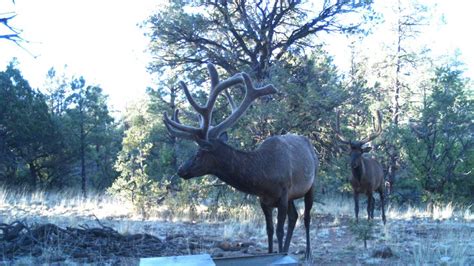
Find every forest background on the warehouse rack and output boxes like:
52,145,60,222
0,0,472,218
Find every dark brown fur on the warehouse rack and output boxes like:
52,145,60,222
179,134,319,256
348,142,386,224
335,111,386,224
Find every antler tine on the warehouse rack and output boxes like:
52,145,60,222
207,63,220,91
179,81,206,114
205,72,243,110
211,64,238,112
172,108,180,123
334,110,351,144
360,110,383,144
163,110,199,140
201,64,244,139
177,77,207,139
174,64,242,140
224,89,237,112
163,110,201,135
208,72,277,139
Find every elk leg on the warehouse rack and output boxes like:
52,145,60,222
354,192,359,222
276,195,288,253
378,187,386,224
304,186,314,259
371,194,375,219
366,192,373,220
260,201,274,253
283,200,297,252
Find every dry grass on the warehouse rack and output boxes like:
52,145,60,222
412,230,472,265
314,193,473,222
2,186,472,225
386,202,474,221
0,187,135,226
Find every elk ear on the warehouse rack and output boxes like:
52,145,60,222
218,131,228,143
362,146,372,153
196,139,214,151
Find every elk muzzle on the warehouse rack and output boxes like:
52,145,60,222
177,162,194,179
350,154,361,169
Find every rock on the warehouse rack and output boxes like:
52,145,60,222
217,241,241,251
240,241,255,248
293,248,306,255
246,245,257,254
371,245,393,258
440,256,451,263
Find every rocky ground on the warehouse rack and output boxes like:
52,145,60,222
1,194,473,265
1,214,473,265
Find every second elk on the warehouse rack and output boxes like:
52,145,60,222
163,64,319,258
334,110,386,224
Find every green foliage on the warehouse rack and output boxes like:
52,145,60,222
1,0,473,213
0,64,119,193
108,99,172,217
0,62,60,187
349,219,376,249
43,70,119,194
109,137,166,219
403,63,473,204
146,0,373,79
141,0,377,204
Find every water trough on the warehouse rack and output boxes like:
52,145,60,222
140,253,299,266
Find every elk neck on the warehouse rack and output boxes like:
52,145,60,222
208,141,266,196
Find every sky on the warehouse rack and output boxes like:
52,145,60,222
1,0,473,114
0,0,159,114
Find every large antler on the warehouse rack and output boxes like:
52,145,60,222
163,63,277,142
334,110,383,145
208,73,277,139
334,110,351,144
360,110,382,144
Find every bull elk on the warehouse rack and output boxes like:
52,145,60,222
334,110,386,224
163,64,319,258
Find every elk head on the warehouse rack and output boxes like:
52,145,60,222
163,64,277,179
334,110,383,169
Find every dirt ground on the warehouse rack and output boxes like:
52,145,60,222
1,210,473,265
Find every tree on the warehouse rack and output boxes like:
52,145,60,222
0,62,59,187
64,77,115,198
109,99,170,218
406,63,473,203
0,63,119,191
147,77,183,178
133,1,382,205
147,0,373,80
369,0,430,187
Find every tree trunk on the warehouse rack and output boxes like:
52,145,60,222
28,162,38,189
387,6,403,189
80,122,87,199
